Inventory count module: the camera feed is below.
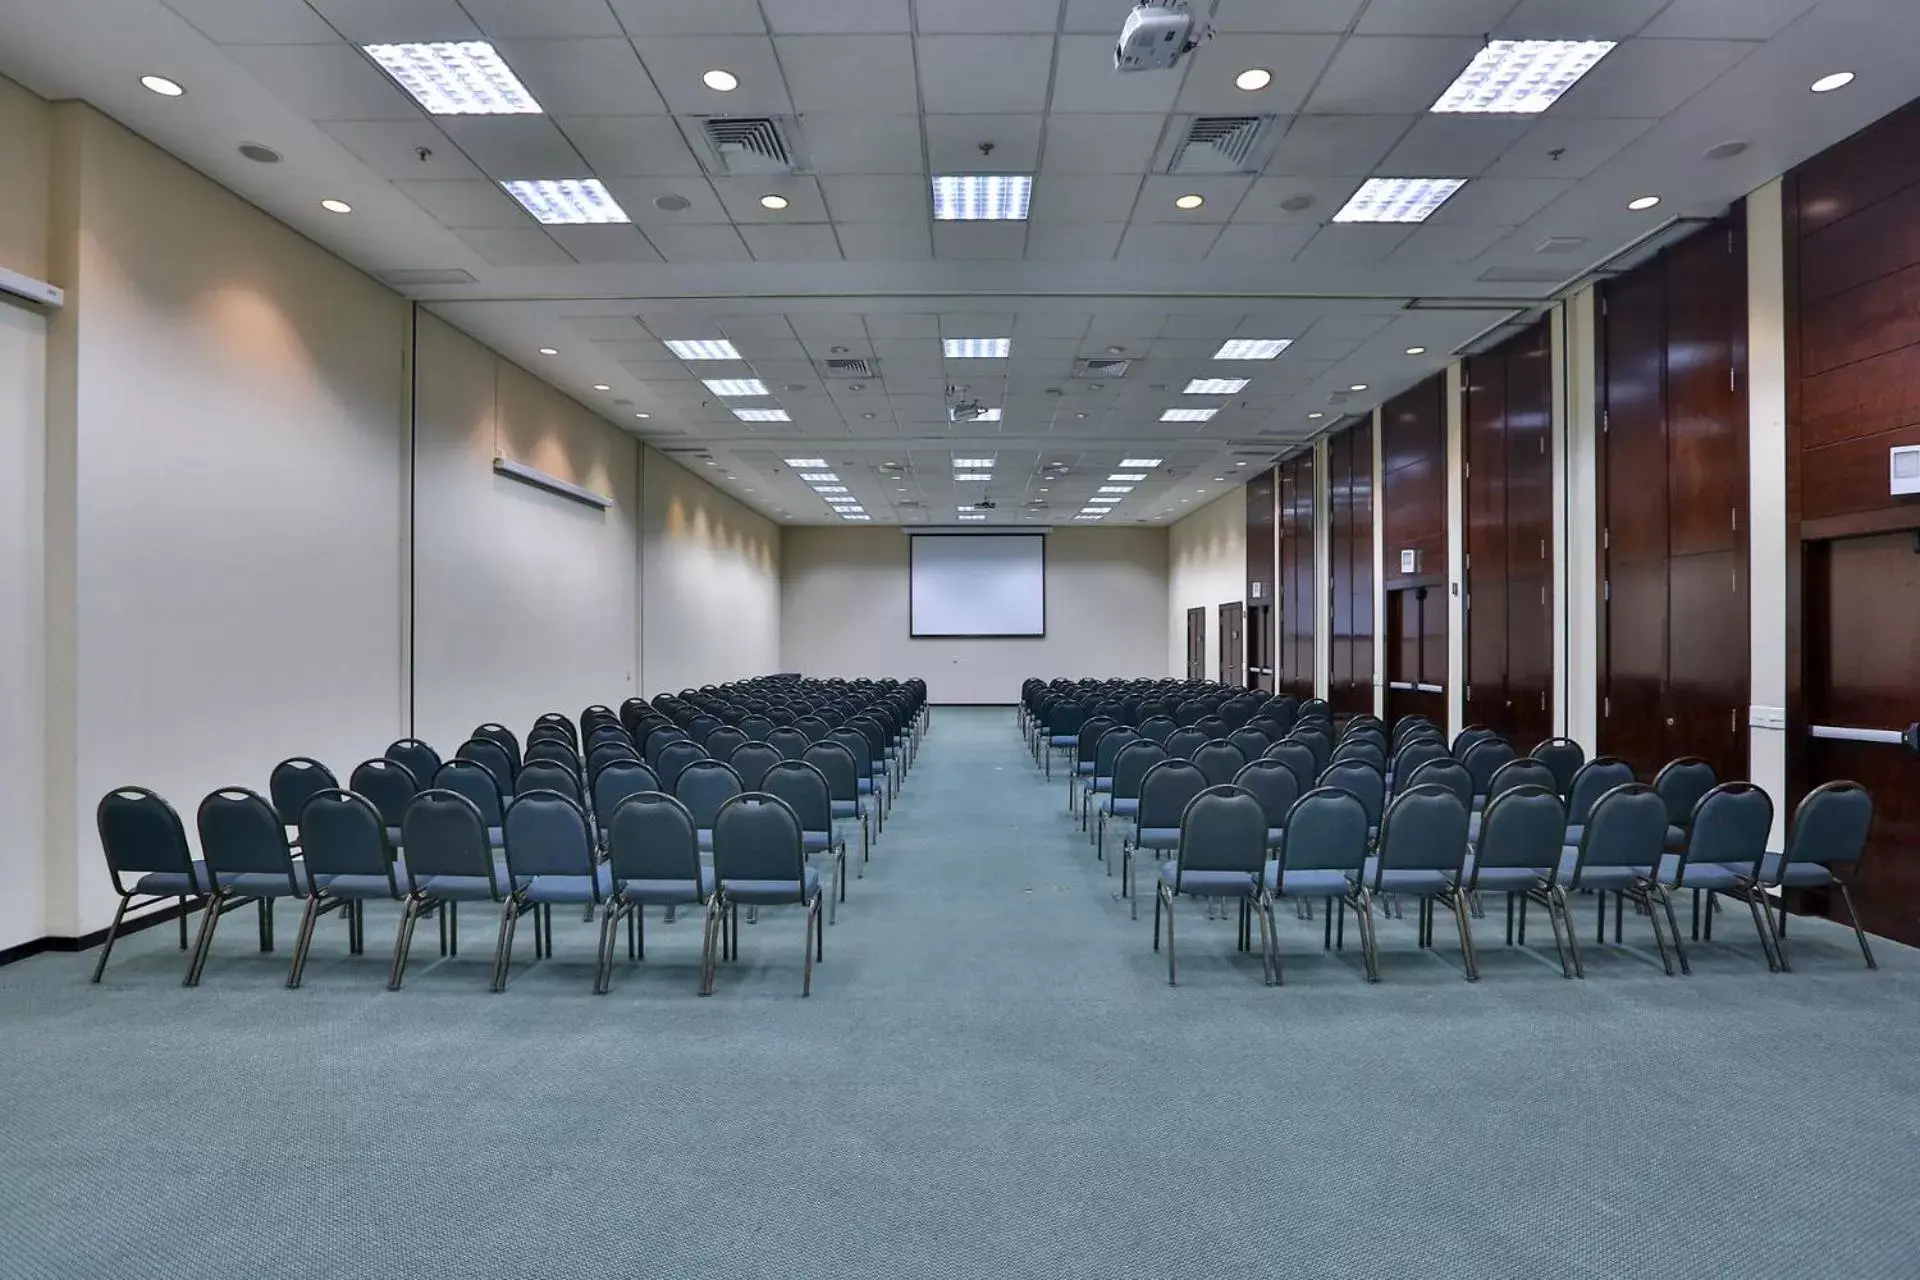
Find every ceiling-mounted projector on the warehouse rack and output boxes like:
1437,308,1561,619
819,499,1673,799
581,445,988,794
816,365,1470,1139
1114,0,1207,73
947,399,989,422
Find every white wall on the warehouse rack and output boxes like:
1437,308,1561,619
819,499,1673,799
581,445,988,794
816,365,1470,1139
641,447,781,696
1747,179,1790,851
0,300,46,951
1168,487,1245,680
412,312,640,751
782,526,1168,703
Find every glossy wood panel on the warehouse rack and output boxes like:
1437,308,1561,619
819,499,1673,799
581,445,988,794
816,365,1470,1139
1351,419,1375,713
1245,466,1277,690
1382,376,1446,589
1326,422,1375,714
1793,97,1920,236
1464,350,1507,732
1329,430,1354,702
1276,452,1317,697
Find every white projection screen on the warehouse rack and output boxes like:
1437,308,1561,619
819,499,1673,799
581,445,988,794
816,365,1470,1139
910,534,1046,638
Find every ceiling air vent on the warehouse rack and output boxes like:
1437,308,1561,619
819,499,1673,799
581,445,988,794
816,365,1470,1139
1075,358,1130,378
822,358,876,378
1165,116,1274,175
696,117,801,175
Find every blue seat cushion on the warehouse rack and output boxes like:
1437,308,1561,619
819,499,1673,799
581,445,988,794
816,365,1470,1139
1563,849,1649,889
856,779,875,794
1470,865,1546,892
721,867,822,904
413,872,507,901
617,868,716,904
1136,826,1180,849
1049,735,1077,748
214,865,310,897
1675,862,1746,890
1264,864,1355,896
1091,776,1113,790
131,862,214,897
1107,798,1139,817
1076,762,1095,775
802,831,838,853
1375,868,1458,895
830,800,862,819
514,864,614,903
1759,853,1835,888
315,864,405,899
1159,862,1258,897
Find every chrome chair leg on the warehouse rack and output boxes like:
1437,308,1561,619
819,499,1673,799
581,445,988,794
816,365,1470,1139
388,895,421,990
593,899,620,994
90,898,133,984
490,896,519,992
1553,885,1585,978
1741,888,1781,972
1834,880,1878,969
1449,889,1479,982
183,891,229,987
287,893,324,988
1654,885,1689,975
1160,885,1178,986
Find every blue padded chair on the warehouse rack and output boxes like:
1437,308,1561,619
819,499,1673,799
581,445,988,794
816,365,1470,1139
1095,740,1165,865
1154,786,1274,987
1465,785,1571,971
644,726,690,767
1068,716,1117,813
1123,759,1208,917
738,714,775,742
829,727,887,832
685,714,725,745
524,738,579,770
1081,727,1139,833
765,726,812,761
1136,716,1176,745
470,723,521,775
587,743,640,785
763,760,848,919
188,787,311,986
1667,782,1777,969
592,759,661,837
1758,780,1878,971
702,725,749,761
1297,698,1331,722
795,715,832,743
654,739,710,792
803,742,871,870
1261,788,1377,982
1163,726,1209,761
1405,757,1473,814
1262,739,1317,791
708,794,824,997
727,741,784,792
1389,738,1447,794
1653,756,1718,855
585,725,631,755
1461,737,1516,810
1561,757,1635,846
456,736,515,798
531,713,576,748
1228,726,1272,761
515,758,583,804
1330,738,1387,773
675,759,744,850
1191,739,1248,789
1319,759,1386,840
1233,758,1301,852
432,759,505,847
1451,725,1496,760
391,789,509,988
1194,715,1229,740
1469,758,1558,842
384,739,441,790
1369,785,1475,980
1560,783,1680,978
1530,737,1585,799
495,790,610,992
348,757,418,846
290,789,402,988
597,792,718,994
91,787,213,982
268,756,336,828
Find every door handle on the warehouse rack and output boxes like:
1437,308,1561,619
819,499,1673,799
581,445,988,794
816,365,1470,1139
1811,723,1920,753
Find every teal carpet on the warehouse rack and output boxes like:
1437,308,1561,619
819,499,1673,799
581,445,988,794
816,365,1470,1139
3,708,1917,1279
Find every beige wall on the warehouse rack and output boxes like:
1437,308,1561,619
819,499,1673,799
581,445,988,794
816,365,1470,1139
641,447,782,697
1168,488,1246,680
781,526,1168,703
0,73,48,279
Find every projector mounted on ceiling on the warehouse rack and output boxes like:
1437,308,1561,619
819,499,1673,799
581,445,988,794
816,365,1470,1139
1114,1,1208,73
948,400,990,423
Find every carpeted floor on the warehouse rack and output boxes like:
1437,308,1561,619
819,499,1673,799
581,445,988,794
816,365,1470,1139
3,707,1916,1279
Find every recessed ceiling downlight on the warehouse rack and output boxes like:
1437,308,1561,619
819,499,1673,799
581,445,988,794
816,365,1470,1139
703,69,739,92
140,75,184,97
1811,72,1855,93
238,143,281,164
320,199,353,214
1235,68,1272,92
1627,195,1660,211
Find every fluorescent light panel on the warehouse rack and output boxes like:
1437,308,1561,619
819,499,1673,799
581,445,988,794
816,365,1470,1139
1212,340,1291,360
930,174,1032,221
953,473,993,482
796,472,838,483
1161,408,1217,422
972,408,1003,421
1089,496,1123,504
666,339,739,360
1109,473,1147,482
702,378,768,396
842,514,871,521
733,408,790,422
1120,458,1162,468
957,514,987,521
784,457,826,468
1431,40,1616,114
944,338,1010,358
952,458,995,468
1184,377,1250,394
1079,507,1108,516
1098,485,1134,494
500,179,627,225
813,485,850,494
363,42,542,115
1333,177,1467,224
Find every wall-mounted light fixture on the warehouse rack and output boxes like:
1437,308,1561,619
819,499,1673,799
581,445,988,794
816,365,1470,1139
493,456,611,509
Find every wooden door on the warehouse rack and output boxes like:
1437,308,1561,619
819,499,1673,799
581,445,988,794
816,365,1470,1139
1277,452,1317,697
1385,586,1445,725
1464,350,1510,732
1185,607,1206,680
1218,601,1245,686
1801,533,1920,944
1246,603,1274,691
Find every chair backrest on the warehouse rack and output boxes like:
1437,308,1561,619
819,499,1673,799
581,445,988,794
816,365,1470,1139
1075,716,1118,764
765,726,812,760
1461,736,1517,795
1487,757,1559,803
297,788,395,883
1298,698,1330,722
1247,716,1285,744
1653,756,1719,829
1571,783,1669,874
349,757,419,827
829,728,878,773
1227,727,1272,760
1405,757,1473,811
712,793,808,889
592,758,662,825
1288,726,1332,776
1374,785,1470,876
1276,788,1370,875
531,713,576,746
585,725,631,754
1318,758,1385,827
1163,727,1209,760
587,741,640,776
1680,782,1773,879
1783,780,1874,869
1330,739,1386,773
431,759,504,827
1093,726,1138,776
698,724,746,759
1232,759,1301,831
802,742,861,803
269,757,337,824
502,789,597,882
523,739,579,770
1191,739,1248,787
527,724,573,754
95,786,194,886
644,726,690,766
675,759,744,830
605,792,703,887
1262,740,1317,789
686,714,724,743
1110,741,1167,801
795,715,832,743
1169,785,1268,884
1392,715,1436,747
1193,715,1229,740
197,787,299,888
1566,757,1635,825
384,739,441,787
762,760,833,832
1530,737,1585,797
1391,737,1448,783
456,737,515,796
655,740,710,790
1473,786,1568,872
728,741,783,790
400,789,500,891
515,758,582,803
1136,716,1176,744
1451,725,1495,759
739,714,775,741
1137,759,1209,829
470,723,521,772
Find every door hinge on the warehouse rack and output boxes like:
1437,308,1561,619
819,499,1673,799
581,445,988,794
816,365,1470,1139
1540,692,1547,711
1602,408,1609,433
1464,460,1471,479
1539,436,1546,455
1466,684,1473,701
1464,552,1471,571
1731,508,1738,533
1603,526,1610,551
1601,295,1609,317
1603,579,1610,603
1539,538,1546,560
1730,365,1737,392
1540,584,1547,605
1732,568,1738,593
1731,707,1738,733
1604,695,1611,717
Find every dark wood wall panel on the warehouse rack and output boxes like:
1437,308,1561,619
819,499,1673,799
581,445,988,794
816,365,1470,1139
1786,99,1920,946
1597,216,1748,783
1327,421,1374,714
1245,466,1277,691
1463,319,1553,748
1276,452,1317,698
1382,376,1447,725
